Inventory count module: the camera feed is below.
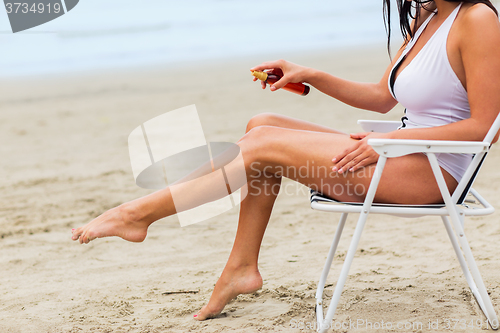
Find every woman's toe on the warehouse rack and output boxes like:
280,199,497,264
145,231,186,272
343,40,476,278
86,234,94,243
194,308,208,321
79,231,87,244
85,231,96,243
83,232,91,244
194,305,219,321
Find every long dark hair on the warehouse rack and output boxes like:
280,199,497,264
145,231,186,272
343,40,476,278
383,0,498,54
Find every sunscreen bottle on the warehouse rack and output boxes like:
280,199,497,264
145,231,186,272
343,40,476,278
252,71,310,96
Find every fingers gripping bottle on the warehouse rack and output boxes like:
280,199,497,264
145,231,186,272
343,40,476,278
252,71,310,96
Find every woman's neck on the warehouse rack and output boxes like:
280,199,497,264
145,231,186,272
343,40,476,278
433,0,461,18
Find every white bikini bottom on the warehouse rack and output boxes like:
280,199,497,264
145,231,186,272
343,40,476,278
433,152,472,183
398,125,472,183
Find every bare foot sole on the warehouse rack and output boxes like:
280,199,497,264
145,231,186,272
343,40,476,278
194,266,263,321
71,205,149,244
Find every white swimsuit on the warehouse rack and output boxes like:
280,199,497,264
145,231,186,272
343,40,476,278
388,3,472,182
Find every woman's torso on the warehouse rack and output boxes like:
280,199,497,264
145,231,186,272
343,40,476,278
388,2,473,182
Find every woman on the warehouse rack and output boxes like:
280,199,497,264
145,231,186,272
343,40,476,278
72,0,500,321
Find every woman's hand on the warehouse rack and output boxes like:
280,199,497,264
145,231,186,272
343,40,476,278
250,60,310,91
332,132,387,173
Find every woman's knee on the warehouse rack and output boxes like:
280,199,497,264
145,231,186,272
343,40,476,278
238,125,277,163
245,113,283,133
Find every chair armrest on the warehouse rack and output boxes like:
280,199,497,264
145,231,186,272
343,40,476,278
357,120,401,133
368,139,489,157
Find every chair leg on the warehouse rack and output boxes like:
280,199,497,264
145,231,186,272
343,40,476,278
441,217,487,312
441,216,499,329
427,154,499,329
316,211,371,333
315,157,386,333
315,213,348,327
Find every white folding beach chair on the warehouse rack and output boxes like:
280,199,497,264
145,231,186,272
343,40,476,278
310,116,500,333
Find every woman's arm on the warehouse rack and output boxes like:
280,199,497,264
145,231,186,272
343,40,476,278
250,46,406,114
306,64,398,113
303,12,434,114
250,6,437,114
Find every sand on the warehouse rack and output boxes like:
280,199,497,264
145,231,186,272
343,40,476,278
0,45,499,333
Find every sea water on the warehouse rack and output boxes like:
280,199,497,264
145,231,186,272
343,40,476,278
0,0,401,78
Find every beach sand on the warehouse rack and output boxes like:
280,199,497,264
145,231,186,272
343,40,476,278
0,46,499,333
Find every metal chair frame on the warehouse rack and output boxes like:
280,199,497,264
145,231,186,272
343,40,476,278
311,117,500,332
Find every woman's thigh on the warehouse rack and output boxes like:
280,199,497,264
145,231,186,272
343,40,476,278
240,125,458,204
246,112,348,135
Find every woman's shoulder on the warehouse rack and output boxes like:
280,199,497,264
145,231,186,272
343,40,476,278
459,2,498,27
453,3,500,61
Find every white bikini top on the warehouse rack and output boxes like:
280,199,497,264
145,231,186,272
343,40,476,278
389,3,469,129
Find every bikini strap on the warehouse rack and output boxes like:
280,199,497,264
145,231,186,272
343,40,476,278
405,11,437,53
441,2,463,36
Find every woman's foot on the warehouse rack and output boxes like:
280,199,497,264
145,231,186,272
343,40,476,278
71,204,150,244
194,264,263,320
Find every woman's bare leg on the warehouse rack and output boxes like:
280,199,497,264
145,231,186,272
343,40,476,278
194,172,281,320
194,120,458,319
72,122,455,241
245,112,347,135
71,114,457,319
194,113,343,319
71,113,344,244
